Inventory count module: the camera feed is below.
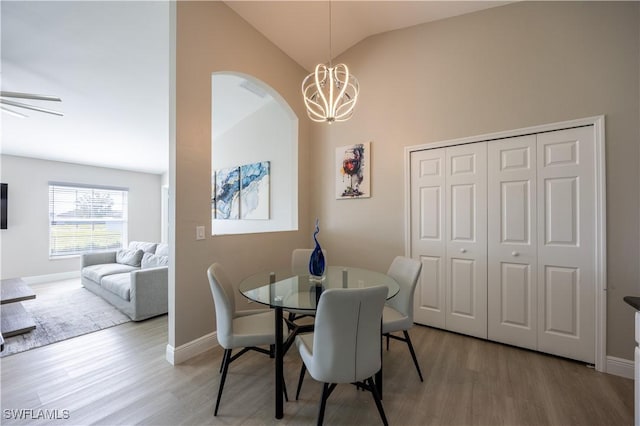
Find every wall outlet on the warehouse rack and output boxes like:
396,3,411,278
196,225,205,240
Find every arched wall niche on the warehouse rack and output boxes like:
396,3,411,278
211,72,298,235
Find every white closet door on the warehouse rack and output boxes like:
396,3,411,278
411,148,446,328
487,135,537,349
445,143,487,339
536,126,595,363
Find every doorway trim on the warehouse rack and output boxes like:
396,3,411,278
403,115,606,372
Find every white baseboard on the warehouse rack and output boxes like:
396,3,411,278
166,331,218,365
606,356,634,379
22,271,80,285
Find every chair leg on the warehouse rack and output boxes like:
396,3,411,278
317,382,331,426
270,344,275,359
403,330,424,382
283,377,289,402
219,346,227,373
386,333,389,351
296,363,307,400
214,348,232,416
366,377,388,426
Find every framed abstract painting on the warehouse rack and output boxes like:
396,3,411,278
336,142,371,199
240,161,270,219
213,161,270,220
214,166,240,219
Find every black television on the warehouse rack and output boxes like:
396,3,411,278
1,183,7,230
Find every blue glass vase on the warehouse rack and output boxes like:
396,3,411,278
309,219,325,282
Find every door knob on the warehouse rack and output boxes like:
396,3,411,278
460,248,466,253
511,251,519,257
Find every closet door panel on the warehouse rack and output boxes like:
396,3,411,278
537,126,595,364
411,149,446,328
488,136,537,349
445,143,487,339
410,124,599,365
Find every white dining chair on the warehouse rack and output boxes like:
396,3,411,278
206,262,285,416
291,248,327,275
295,286,389,426
382,256,424,381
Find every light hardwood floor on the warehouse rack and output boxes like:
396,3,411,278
0,315,633,425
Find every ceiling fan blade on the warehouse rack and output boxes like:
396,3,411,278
0,98,64,116
0,106,28,118
0,91,62,102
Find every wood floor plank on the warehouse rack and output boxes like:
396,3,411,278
0,316,633,425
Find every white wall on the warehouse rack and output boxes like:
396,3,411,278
0,155,162,279
161,171,169,243
212,100,298,235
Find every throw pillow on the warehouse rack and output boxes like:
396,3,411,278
128,241,158,254
116,248,144,267
141,252,169,269
155,243,169,257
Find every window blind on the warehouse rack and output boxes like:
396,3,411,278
48,183,128,257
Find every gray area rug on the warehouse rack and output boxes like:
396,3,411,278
1,279,131,357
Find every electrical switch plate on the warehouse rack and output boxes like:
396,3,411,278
196,225,205,240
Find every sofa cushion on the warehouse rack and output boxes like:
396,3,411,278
155,243,169,257
116,249,144,267
100,273,131,301
82,263,138,283
128,241,158,254
141,252,169,269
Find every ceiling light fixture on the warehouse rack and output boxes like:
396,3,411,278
302,1,359,123
0,91,63,117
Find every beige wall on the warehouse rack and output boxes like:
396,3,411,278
174,2,312,347
175,1,639,360
310,2,639,360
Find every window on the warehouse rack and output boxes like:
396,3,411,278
49,183,128,257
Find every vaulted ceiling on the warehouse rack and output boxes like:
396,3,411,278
0,1,507,175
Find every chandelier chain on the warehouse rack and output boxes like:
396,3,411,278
328,1,332,67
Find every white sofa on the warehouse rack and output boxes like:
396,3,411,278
81,241,168,321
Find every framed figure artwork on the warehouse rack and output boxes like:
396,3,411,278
336,142,371,199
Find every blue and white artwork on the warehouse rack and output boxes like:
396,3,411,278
213,161,270,221
214,166,240,219
240,161,270,220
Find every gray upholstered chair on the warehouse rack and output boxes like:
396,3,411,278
291,248,327,275
295,286,389,426
207,263,283,416
382,256,424,381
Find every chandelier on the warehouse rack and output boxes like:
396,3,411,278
302,2,359,123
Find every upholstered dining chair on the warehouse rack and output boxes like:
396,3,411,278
291,248,327,275
206,263,284,416
382,256,424,381
295,286,389,426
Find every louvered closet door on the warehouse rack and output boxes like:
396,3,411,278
536,126,595,364
411,148,446,328
487,135,538,349
445,143,487,339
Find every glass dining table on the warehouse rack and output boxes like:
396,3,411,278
238,265,400,420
